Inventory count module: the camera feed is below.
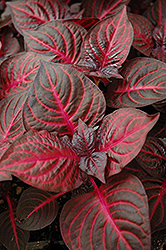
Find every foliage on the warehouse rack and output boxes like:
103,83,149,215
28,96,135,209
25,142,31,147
0,0,166,249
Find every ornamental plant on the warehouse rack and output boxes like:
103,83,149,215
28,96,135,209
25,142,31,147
0,0,166,249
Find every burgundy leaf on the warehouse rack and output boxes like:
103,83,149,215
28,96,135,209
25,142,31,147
7,0,69,34
23,61,106,135
0,91,27,145
153,98,166,113
16,187,58,231
0,52,52,99
0,210,29,250
136,137,166,179
81,6,133,78
139,174,166,233
0,29,20,62
97,108,159,177
128,13,154,56
23,20,87,64
0,16,12,30
148,112,166,137
72,119,97,156
144,0,166,26
69,18,99,31
152,19,166,62
60,172,151,250
0,130,84,192
79,152,107,183
82,0,129,20
106,57,166,108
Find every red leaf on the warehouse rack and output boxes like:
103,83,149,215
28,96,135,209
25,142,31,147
23,20,87,64
23,61,106,135
136,137,166,179
0,52,52,99
106,57,166,108
81,6,133,77
82,0,129,20
72,119,97,156
79,152,107,183
71,119,107,183
70,18,99,31
144,0,166,26
152,19,166,62
97,108,159,177
128,13,154,56
0,142,10,160
16,187,58,231
0,29,20,62
60,172,151,250
139,174,166,233
7,0,69,34
0,130,84,192
0,210,29,250
0,91,27,145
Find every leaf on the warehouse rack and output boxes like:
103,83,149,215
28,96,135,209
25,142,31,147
136,137,166,179
152,19,166,62
0,91,27,145
153,98,166,113
7,0,69,34
81,6,133,77
128,13,154,56
0,210,29,250
71,119,107,183
23,20,87,64
139,174,166,233
23,61,106,135
0,130,84,192
79,152,107,183
72,119,97,156
106,57,166,108
60,172,151,250
70,18,99,31
0,142,10,159
144,0,166,26
97,108,159,177
148,112,166,137
82,0,129,20
0,52,52,99
0,29,20,63
16,187,58,231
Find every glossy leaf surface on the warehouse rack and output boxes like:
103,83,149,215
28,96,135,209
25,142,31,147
23,61,106,135
82,7,133,77
106,57,166,108
23,20,87,64
16,187,58,230
82,0,128,20
136,137,166,179
128,13,154,56
0,210,29,250
140,174,166,233
0,91,27,145
97,108,159,177
60,172,151,250
0,52,51,99
144,0,166,26
0,130,83,192
7,0,69,34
